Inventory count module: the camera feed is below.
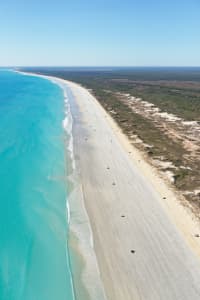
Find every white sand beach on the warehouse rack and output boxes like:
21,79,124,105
64,79,200,300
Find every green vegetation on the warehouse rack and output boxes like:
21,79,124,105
112,83,200,121
90,89,185,163
23,67,200,121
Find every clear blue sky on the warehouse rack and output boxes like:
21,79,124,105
0,0,200,66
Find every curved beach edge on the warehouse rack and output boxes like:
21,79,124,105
14,70,107,300
49,75,108,300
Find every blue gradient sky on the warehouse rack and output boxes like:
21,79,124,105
0,0,200,66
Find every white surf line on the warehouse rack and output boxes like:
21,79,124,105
14,69,107,300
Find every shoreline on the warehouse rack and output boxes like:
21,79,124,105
64,79,200,300
17,70,200,299
16,70,107,300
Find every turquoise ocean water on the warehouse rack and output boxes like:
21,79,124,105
0,70,74,300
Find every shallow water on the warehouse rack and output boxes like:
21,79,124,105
0,70,74,300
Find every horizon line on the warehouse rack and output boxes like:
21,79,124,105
1,65,200,68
